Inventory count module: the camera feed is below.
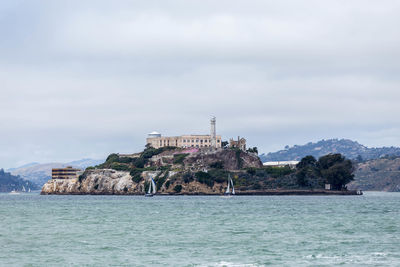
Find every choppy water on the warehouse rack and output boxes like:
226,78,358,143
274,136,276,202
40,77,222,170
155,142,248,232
0,192,399,266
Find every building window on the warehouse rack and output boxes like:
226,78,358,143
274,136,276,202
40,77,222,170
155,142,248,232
192,140,194,143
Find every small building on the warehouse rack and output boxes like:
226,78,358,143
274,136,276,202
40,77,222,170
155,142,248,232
325,184,331,190
52,166,81,179
263,161,299,168
230,136,247,151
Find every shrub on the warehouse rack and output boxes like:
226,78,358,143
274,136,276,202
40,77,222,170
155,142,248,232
264,166,295,178
130,169,143,183
106,153,119,163
132,157,145,168
195,171,214,187
173,153,189,164
174,184,182,193
246,168,256,175
165,180,171,189
110,162,130,171
118,157,132,164
209,161,224,169
183,172,194,183
208,169,229,184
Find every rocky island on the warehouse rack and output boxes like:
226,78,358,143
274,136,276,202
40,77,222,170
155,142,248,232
41,146,360,195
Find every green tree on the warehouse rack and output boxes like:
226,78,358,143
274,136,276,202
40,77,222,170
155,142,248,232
318,154,354,190
296,156,320,188
173,184,182,193
296,155,317,169
247,147,258,154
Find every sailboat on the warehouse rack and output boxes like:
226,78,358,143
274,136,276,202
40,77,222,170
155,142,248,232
145,178,157,197
22,186,26,192
28,188,31,193
224,175,235,196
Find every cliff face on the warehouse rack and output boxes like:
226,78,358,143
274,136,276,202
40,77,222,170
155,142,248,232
41,169,226,195
183,149,262,170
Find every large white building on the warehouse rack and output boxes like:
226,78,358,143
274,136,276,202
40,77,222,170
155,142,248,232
146,118,222,149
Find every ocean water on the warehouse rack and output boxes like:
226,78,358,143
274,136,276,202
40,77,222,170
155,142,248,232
0,192,399,266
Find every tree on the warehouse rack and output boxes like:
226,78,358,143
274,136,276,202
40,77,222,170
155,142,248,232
296,155,317,169
318,154,354,190
296,155,318,187
247,147,258,154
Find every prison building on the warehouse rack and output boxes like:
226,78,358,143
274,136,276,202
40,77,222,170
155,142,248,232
52,166,81,179
146,133,222,149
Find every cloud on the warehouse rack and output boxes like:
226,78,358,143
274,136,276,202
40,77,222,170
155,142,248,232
1,0,400,167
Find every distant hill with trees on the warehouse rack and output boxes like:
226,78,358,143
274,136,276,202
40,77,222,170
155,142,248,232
349,155,400,192
0,169,39,192
260,139,400,162
8,158,104,186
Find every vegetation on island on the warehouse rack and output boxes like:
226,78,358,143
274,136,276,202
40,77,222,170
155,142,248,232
79,143,355,194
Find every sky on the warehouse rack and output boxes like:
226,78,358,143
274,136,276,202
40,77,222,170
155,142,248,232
1,0,400,168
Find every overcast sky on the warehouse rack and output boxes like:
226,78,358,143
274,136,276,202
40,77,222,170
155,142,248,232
1,0,400,168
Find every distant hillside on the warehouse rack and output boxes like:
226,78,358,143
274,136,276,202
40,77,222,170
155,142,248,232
0,169,39,192
260,139,400,162
8,158,104,186
348,156,400,192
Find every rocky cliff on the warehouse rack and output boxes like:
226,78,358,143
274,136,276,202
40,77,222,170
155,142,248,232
41,148,263,195
41,169,228,195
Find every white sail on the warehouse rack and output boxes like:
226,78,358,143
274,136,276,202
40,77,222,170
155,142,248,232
225,178,230,194
231,178,235,195
147,181,152,194
28,188,31,193
151,178,156,194
22,186,26,192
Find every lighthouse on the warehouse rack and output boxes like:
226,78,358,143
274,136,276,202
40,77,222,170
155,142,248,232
210,116,217,149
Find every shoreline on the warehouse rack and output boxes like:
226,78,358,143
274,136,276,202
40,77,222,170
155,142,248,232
40,189,362,196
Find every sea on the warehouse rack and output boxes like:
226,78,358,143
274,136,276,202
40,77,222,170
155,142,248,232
0,192,399,266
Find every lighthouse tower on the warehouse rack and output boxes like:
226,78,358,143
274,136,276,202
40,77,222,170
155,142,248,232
210,116,217,149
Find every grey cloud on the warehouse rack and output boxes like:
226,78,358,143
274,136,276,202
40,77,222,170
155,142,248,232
1,0,400,168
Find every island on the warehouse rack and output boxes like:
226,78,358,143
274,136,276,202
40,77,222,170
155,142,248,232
41,146,360,195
